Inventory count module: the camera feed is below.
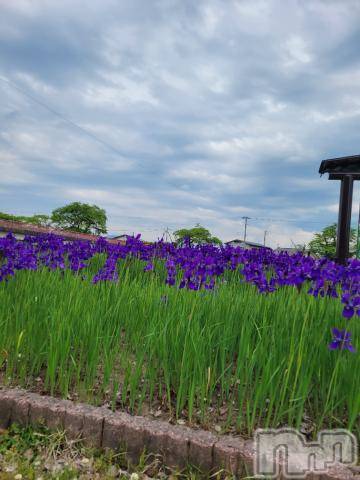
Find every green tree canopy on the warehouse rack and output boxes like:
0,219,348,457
51,202,107,235
173,223,222,246
0,211,50,226
308,223,356,258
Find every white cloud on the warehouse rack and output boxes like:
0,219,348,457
1,0,360,245
195,64,229,94
0,151,37,185
0,0,41,17
198,3,223,38
83,75,159,107
168,161,256,192
232,0,272,35
15,73,57,96
186,132,305,169
63,187,159,209
283,35,313,68
290,178,324,189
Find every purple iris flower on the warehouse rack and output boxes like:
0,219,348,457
0,230,359,353
144,262,154,272
341,293,360,319
328,328,356,353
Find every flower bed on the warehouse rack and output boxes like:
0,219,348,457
0,233,358,438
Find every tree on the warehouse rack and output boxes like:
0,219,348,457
308,223,356,258
51,202,107,235
0,211,50,226
173,224,222,246
29,214,52,226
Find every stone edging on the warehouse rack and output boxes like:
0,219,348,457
0,388,358,479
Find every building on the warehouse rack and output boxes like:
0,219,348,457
225,239,271,249
0,219,125,244
274,246,311,256
274,247,299,254
107,234,129,241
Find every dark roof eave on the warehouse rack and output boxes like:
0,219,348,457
319,155,360,175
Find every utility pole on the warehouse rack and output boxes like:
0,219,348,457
163,227,173,243
242,216,250,242
263,230,268,246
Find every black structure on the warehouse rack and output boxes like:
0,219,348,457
319,155,360,264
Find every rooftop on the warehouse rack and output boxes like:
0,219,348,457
0,219,125,244
319,155,360,177
225,239,270,249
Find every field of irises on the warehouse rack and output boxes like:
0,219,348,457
0,232,359,437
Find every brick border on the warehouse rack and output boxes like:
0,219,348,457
0,388,358,479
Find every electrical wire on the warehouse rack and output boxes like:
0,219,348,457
1,76,351,235
0,75,126,157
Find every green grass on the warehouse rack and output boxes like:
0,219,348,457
0,258,359,438
0,423,213,479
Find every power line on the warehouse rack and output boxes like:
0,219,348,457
0,76,351,231
0,75,126,157
251,216,330,225
2,207,345,231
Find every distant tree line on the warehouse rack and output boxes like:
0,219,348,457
173,222,359,258
0,202,107,235
173,224,222,246
1,204,357,257
0,211,51,227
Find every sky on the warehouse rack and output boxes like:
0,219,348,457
0,0,360,247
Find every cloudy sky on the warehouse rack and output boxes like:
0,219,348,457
1,0,360,246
